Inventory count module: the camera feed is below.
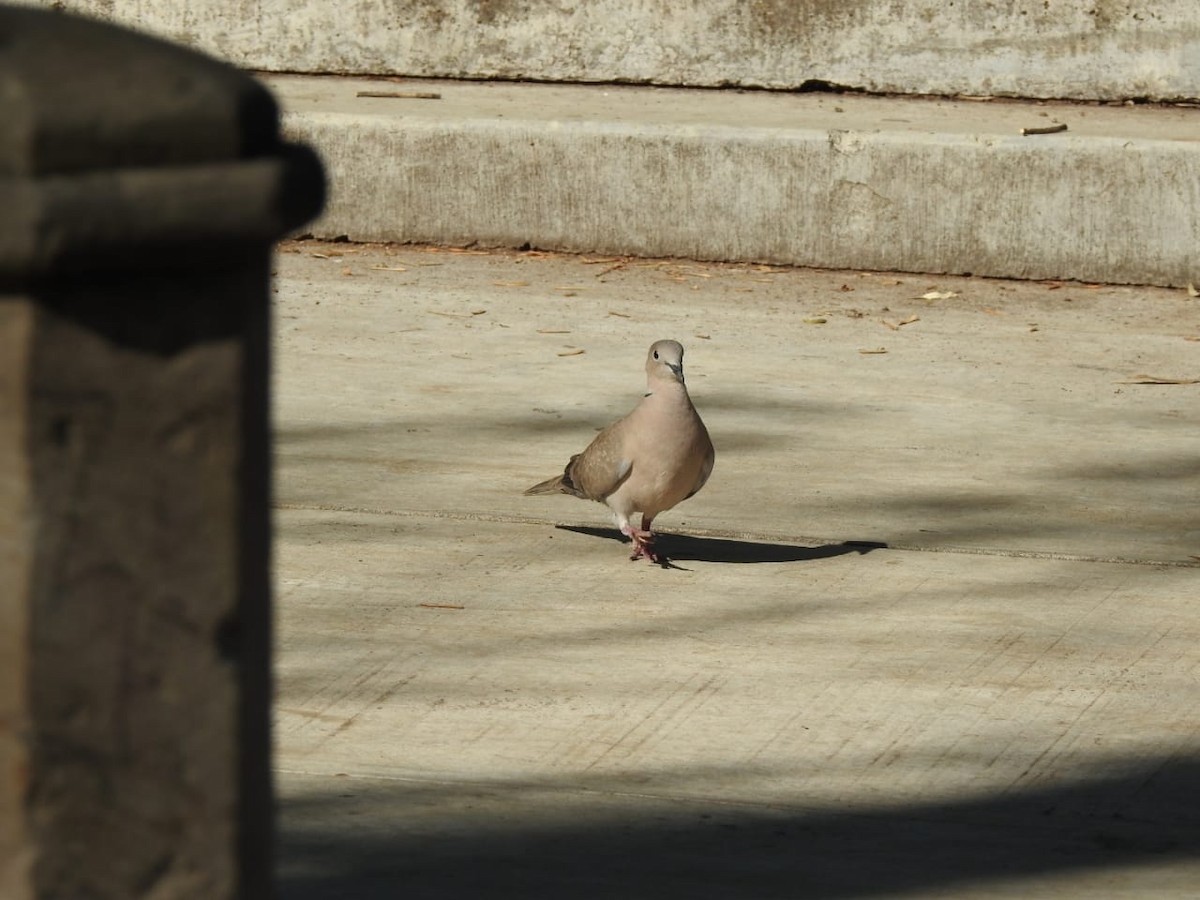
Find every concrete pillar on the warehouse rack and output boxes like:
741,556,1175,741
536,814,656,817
0,7,324,898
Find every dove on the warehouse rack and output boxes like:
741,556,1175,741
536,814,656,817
525,339,715,563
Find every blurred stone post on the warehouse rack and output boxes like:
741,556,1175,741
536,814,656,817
0,7,323,898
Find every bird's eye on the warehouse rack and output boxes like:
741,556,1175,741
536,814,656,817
653,351,660,360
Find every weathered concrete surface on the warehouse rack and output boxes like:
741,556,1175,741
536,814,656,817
1,280,262,899
272,241,1200,898
37,0,1200,101
274,74,1200,288
25,290,246,899
0,303,31,900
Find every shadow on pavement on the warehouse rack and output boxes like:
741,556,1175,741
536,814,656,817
557,524,888,564
278,753,1200,900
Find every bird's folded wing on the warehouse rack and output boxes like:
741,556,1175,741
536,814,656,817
566,423,633,500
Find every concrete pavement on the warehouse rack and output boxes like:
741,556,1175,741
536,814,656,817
272,241,1200,898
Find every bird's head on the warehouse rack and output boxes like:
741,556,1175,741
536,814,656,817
646,339,686,385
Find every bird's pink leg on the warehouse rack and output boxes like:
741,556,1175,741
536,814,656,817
624,514,660,563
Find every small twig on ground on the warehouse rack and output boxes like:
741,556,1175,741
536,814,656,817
357,90,442,100
1021,123,1068,136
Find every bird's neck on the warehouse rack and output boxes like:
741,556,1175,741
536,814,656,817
643,378,689,400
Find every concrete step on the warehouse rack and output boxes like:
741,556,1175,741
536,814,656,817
271,74,1200,288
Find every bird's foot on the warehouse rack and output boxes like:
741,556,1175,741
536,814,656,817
630,543,662,564
622,525,660,563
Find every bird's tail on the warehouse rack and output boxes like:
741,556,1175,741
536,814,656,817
524,475,566,495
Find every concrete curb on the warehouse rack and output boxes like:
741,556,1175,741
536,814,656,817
272,75,1200,287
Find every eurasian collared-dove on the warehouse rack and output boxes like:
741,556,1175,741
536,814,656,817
525,339,715,563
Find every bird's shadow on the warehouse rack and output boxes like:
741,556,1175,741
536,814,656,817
557,525,887,565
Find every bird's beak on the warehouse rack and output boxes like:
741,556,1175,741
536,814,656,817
667,363,683,378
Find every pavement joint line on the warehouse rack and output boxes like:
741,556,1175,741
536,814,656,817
273,766,880,819
274,502,1200,569
278,765,1184,830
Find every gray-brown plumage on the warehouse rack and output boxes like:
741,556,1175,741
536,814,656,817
525,339,714,562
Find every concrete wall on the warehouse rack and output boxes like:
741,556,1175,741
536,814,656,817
40,0,1200,101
